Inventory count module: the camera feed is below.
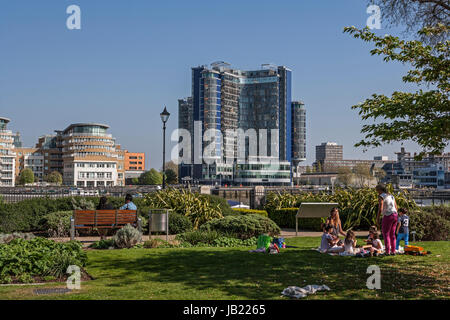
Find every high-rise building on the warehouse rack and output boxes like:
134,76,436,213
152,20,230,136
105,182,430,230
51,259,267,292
291,101,306,167
316,142,343,163
0,117,16,186
179,63,305,185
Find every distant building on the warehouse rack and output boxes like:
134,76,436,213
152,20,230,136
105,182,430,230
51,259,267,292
14,147,44,182
0,117,16,186
313,142,392,172
124,151,145,184
179,62,306,186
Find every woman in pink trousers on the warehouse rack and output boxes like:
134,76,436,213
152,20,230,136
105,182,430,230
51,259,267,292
376,184,398,255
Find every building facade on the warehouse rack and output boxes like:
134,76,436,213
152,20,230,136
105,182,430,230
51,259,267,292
179,63,305,186
0,117,16,186
14,147,45,183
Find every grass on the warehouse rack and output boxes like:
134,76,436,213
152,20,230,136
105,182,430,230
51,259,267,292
0,236,448,300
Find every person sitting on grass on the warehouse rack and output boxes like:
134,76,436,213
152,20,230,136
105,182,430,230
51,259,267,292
364,225,378,246
343,230,358,255
320,224,344,253
369,231,383,257
120,194,137,210
324,207,347,246
396,208,410,252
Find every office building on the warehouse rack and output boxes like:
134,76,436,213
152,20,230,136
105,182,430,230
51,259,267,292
0,117,16,186
179,62,305,185
124,151,145,184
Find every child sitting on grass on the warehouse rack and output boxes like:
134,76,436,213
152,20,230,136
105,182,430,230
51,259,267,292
364,225,378,246
343,230,359,255
369,231,384,256
320,224,344,253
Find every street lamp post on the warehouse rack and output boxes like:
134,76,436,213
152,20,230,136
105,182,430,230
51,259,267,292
160,106,170,189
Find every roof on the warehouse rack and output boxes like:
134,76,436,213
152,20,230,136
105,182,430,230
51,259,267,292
0,117,11,123
63,123,109,133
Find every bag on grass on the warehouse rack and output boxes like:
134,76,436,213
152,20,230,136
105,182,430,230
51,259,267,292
257,235,272,249
272,237,285,248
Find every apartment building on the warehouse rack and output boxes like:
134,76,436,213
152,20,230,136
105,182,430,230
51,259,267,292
14,147,45,182
59,123,125,187
179,62,305,186
0,117,16,186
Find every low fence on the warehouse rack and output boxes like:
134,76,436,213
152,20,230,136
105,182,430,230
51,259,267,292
0,185,449,208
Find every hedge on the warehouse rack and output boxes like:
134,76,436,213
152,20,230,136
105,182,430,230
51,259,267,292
269,208,324,231
200,214,281,239
232,208,268,218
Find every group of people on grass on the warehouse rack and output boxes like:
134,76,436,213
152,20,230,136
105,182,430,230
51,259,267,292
320,184,410,256
96,194,138,211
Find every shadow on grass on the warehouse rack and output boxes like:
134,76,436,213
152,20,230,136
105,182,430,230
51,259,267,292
86,248,448,299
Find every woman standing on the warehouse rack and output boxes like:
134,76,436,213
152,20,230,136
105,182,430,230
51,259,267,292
324,208,347,244
376,184,398,255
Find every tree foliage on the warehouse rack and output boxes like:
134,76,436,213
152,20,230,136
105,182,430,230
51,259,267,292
344,24,449,157
45,171,62,185
138,169,163,185
370,0,449,43
18,168,34,185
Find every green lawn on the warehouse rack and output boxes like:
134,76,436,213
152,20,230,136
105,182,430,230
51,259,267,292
0,237,449,300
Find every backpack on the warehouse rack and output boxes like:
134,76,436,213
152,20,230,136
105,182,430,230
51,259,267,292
257,235,272,250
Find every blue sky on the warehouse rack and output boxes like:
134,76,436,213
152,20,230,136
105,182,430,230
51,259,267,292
0,0,444,169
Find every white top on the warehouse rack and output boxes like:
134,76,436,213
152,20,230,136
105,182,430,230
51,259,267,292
380,193,396,216
344,240,354,254
372,239,384,251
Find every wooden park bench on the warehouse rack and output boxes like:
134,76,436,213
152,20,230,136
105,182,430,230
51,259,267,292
70,210,142,240
295,202,339,236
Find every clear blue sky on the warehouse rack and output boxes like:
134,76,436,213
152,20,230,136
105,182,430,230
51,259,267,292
1,0,445,169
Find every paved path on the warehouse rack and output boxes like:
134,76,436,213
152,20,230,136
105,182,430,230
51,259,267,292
52,229,369,247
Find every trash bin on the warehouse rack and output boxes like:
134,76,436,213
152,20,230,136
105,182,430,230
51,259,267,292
149,209,171,241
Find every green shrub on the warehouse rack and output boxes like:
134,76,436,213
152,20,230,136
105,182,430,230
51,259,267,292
409,209,450,241
0,232,35,244
41,210,72,237
112,224,142,248
89,239,114,249
232,208,268,217
176,230,221,245
268,208,324,231
143,238,174,248
0,237,86,284
211,236,257,247
144,189,223,228
202,194,236,216
200,214,281,240
169,213,193,234
264,185,417,230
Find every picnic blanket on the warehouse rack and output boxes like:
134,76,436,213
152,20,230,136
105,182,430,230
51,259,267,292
282,285,331,299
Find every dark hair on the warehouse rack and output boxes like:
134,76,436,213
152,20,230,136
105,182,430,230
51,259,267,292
125,194,133,202
324,224,333,232
376,184,387,193
399,208,408,214
372,231,379,240
330,207,338,214
99,196,108,206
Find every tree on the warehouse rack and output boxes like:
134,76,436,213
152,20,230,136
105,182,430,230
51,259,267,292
164,168,178,185
18,168,35,185
162,161,178,182
369,0,449,43
344,25,449,158
45,171,63,185
353,164,372,188
138,169,163,185
337,167,353,186
131,177,139,185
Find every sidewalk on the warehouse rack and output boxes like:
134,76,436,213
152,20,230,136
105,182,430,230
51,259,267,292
51,229,369,246
280,228,368,238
